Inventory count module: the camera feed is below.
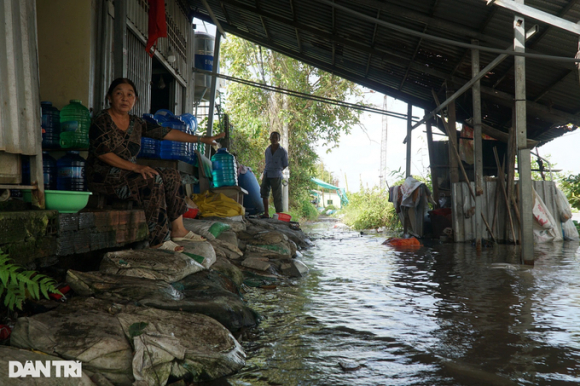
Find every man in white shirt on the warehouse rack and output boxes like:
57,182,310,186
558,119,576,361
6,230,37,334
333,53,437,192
261,131,288,218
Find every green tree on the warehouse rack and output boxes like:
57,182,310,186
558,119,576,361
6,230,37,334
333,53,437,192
221,37,364,207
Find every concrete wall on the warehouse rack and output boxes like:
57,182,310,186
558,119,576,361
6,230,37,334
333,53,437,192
36,0,95,110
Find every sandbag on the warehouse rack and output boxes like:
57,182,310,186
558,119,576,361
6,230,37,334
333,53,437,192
209,238,244,260
203,216,247,232
562,219,580,241
66,270,184,302
143,271,259,333
0,346,97,386
100,249,205,282
183,218,232,240
176,240,217,269
117,306,246,384
555,188,573,222
11,298,135,385
243,231,295,259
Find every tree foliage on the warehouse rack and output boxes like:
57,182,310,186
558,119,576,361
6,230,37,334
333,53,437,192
221,37,364,206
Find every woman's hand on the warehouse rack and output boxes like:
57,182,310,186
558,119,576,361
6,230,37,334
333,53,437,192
201,132,226,146
132,164,159,179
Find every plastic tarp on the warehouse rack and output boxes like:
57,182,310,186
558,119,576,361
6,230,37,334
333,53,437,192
310,177,349,206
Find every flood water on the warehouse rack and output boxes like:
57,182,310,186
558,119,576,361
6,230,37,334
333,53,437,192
227,219,580,385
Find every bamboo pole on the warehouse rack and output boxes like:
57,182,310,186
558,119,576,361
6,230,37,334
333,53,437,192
493,147,517,244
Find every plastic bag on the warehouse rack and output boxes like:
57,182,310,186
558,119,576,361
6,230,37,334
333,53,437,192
555,188,573,222
532,189,553,229
382,237,422,248
562,220,580,241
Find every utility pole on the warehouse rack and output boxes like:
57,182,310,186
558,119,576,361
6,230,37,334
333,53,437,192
379,94,388,188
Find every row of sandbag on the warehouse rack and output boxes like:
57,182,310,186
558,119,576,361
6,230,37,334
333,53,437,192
9,227,259,386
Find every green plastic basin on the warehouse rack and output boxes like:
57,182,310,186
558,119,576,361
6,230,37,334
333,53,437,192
45,190,92,213
23,190,92,213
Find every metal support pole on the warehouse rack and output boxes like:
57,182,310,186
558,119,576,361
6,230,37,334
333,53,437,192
406,103,412,177
514,6,534,264
426,120,440,206
113,0,127,79
472,40,483,248
206,32,222,157
447,87,459,184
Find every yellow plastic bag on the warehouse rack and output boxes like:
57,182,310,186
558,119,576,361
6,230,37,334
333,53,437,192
192,191,245,218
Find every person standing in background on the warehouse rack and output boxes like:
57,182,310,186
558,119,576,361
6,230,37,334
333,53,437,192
260,131,288,218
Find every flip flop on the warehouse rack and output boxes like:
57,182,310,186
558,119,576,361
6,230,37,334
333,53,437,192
172,231,206,242
157,240,184,253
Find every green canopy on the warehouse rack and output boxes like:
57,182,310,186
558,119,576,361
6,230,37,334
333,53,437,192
310,178,349,206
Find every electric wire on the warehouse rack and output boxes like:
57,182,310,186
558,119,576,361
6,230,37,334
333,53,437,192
193,68,422,121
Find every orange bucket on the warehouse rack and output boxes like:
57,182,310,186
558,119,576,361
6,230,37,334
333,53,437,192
275,213,292,222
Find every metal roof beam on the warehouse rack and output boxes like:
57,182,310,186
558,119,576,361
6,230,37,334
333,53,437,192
488,0,580,36
533,69,573,102
411,25,539,131
193,12,432,110
200,0,227,37
288,0,302,53
364,9,381,77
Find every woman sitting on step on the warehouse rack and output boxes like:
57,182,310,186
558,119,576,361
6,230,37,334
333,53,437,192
86,78,225,252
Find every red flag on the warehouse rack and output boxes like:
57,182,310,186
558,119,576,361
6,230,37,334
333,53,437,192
146,0,167,57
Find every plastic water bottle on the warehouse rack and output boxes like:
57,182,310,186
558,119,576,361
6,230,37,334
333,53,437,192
139,114,159,158
42,151,57,190
211,148,238,188
60,100,90,149
41,101,60,149
56,151,86,191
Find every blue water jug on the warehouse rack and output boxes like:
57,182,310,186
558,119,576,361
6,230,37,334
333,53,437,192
43,152,57,190
60,100,90,149
139,114,159,158
238,169,264,215
56,151,86,191
179,114,198,164
41,101,60,149
211,148,237,188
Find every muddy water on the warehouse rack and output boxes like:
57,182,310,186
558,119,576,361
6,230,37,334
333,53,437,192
227,219,580,385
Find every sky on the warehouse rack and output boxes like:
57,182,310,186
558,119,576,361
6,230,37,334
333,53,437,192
196,20,580,192
315,89,580,193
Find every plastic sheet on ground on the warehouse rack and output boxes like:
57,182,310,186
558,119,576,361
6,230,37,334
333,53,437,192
100,249,205,282
192,191,245,218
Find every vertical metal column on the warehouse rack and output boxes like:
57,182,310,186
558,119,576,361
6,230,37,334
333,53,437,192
205,32,221,157
406,103,412,178
514,5,534,264
113,0,127,79
472,40,483,248
282,94,290,212
425,120,440,206
447,87,459,184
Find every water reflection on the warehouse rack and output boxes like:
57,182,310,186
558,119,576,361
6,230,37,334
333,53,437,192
227,221,580,385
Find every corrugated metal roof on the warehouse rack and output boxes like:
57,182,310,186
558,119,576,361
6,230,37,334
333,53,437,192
190,0,580,145
0,0,42,155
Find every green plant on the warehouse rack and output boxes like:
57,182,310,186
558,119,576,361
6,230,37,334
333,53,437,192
0,250,60,311
560,174,580,210
339,187,400,230
288,191,319,221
